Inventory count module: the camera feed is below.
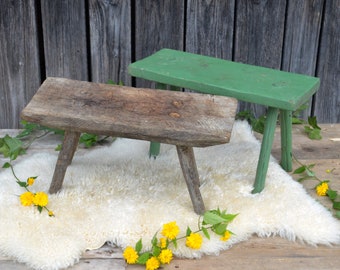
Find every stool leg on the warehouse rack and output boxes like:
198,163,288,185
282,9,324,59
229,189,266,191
176,145,205,215
49,131,80,194
280,110,293,172
252,107,279,194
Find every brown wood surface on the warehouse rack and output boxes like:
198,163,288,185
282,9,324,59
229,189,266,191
40,0,88,80
185,0,235,60
315,0,340,123
21,77,237,147
0,0,41,128
89,0,132,85
134,0,185,88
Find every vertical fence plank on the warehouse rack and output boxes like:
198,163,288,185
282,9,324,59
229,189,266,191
234,0,287,117
186,0,235,60
315,0,340,123
41,0,88,80
89,0,132,85
282,0,324,119
0,0,41,128
134,0,185,87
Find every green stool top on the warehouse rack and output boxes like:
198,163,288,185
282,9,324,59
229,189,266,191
129,49,320,111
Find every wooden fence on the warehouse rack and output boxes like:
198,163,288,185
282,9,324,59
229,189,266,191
0,0,339,128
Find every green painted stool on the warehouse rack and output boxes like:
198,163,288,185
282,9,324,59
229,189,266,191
128,49,320,193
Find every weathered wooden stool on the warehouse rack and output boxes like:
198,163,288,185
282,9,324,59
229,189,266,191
128,49,320,194
21,77,237,214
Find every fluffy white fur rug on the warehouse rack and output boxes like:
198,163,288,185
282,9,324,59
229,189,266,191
0,121,339,270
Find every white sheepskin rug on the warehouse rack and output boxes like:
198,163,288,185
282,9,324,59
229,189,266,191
0,121,339,270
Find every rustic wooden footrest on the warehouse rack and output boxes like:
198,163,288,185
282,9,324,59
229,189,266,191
21,77,237,214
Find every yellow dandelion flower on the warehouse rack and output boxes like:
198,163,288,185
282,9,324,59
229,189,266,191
158,249,173,264
220,230,231,242
316,182,329,196
326,169,331,173
20,191,34,206
33,192,49,207
27,177,35,186
146,256,160,270
123,246,139,264
161,221,180,240
186,232,203,249
159,237,167,249
48,211,54,217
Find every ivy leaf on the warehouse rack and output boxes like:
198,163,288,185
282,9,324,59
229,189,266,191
152,245,161,257
137,252,150,265
186,226,192,237
335,211,340,219
17,181,28,188
202,227,210,240
2,162,11,169
333,201,340,210
327,189,338,201
203,211,226,225
212,223,227,236
135,239,143,253
293,166,306,174
308,116,321,130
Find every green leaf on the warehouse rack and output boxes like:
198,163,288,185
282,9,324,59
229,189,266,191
135,239,143,253
186,226,192,237
152,245,161,257
308,116,321,130
335,211,340,219
79,133,98,148
172,238,178,249
293,166,306,174
203,211,226,225
333,201,340,210
3,135,25,160
37,206,43,213
2,162,11,169
327,189,338,201
151,233,158,246
202,227,210,240
308,129,322,140
137,252,150,265
17,181,28,188
212,223,227,236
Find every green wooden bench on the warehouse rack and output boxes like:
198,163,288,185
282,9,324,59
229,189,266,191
128,49,320,194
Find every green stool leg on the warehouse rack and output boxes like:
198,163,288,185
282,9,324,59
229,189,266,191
252,107,279,194
149,84,182,158
280,110,293,172
149,82,168,158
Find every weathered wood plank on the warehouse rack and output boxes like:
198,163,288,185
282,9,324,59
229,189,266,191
282,0,324,119
315,0,340,123
40,0,88,80
89,0,132,85
234,0,287,117
21,77,237,147
134,0,185,88
0,0,41,128
185,0,235,59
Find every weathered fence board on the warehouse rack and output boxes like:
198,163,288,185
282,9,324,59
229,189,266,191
0,0,339,128
0,0,41,128
234,0,287,117
89,0,132,85
134,0,185,88
41,0,88,80
282,0,324,119
315,0,340,123
185,0,235,59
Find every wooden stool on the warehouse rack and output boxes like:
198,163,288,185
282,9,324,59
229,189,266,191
128,49,320,193
21,77,237,215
